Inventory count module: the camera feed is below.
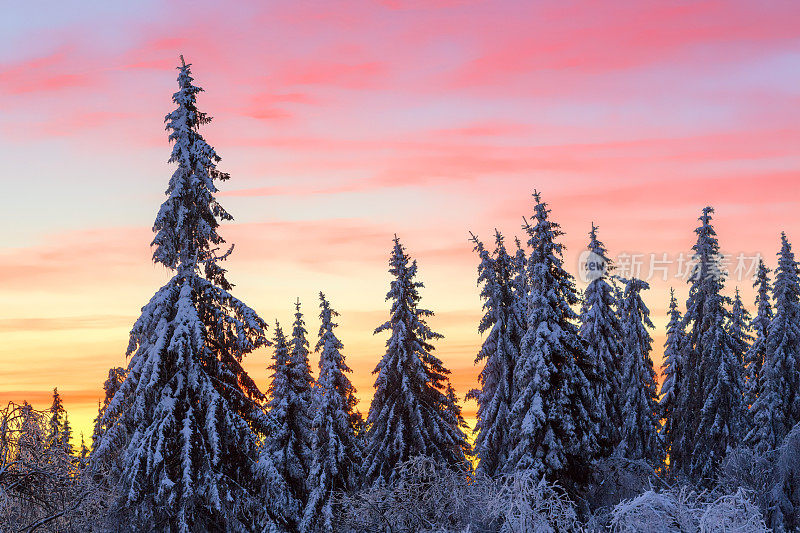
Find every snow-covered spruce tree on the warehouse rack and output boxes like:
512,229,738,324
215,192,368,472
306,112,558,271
363,237,471,485
468,231,522,477
91,366,126,452
288,299,315,472
616,278,663,466
727,287,752,435
729,288,753,366
744,260,773,423
579,223,624,458
673,206,735,483
659,289,687,472
78,434,89,468
260,321,311,532
747,233,800,453
511,236,529,331
93,58,272,532
445,382,469,434
48,388,66,449
690,264,746,484
61,414,73,456
506,191,600,492
263,326,300,529
302,293,363,533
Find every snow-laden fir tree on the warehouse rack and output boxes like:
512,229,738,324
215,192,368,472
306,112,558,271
744,260,773,421
747,233,800,453
259,321,311,532
445,382,469,434
692,308,745,484
288,299,315,471
79,433,90,468
727,288,752,430
511,236,529,340
578,223,624,458
48,388,66,449
506,191,599,491
672,206,732,482
91,366,126,452
61,413,73,456
468,231,522,477
93,58,272,532
659,289,687,469
729,288,752,366
301,293,362,533
682,210,745,485
615,278,662,466
363,237,470,485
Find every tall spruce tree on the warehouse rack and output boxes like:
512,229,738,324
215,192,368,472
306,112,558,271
744,260,773,418
48,388,66,448
659,289,687,470
93,58,271,531
728,288,752,433
747,233,800,452
511,236,529,331
79,433,90,468
91,367,126,452
288,299,315,475
616,278,663,466
729,288,753,367
578,223,624,457
692,307,745,484
506,191,599,491
673,206,731,482
261,321,310,532
363,237,470,485
61,414,74,456
678,208,745,485
468,231,522,476
302,294,362,533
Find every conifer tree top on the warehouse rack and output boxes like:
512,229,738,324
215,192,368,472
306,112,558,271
588,221,610,265
689,206,723,283
151,57,233,283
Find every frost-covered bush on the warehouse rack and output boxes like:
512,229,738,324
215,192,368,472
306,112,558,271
718,446,775,516
610,488,699,533
339,456,475,532
772,421,800,531
482,470,578,533
610,487,767,533
585,457,663,513
699,489,768,533
337,456,579,533
0,402,84,531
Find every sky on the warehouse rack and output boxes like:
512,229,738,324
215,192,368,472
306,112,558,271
1,0,799,444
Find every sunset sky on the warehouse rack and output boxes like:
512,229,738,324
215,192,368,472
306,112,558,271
2,0,799,444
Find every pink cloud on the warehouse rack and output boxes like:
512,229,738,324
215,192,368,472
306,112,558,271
0,47,98,95
448,1,800,88
272,60,387,89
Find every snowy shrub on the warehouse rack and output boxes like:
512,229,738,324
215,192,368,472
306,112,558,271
585,457,663,513
339,456,475,532
610,488,699,533
771,421,800,531
0,402,85,531
718,446,775,516
338,457,579,533
699,489,768,532
482,469,579,533
610,487,767,533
